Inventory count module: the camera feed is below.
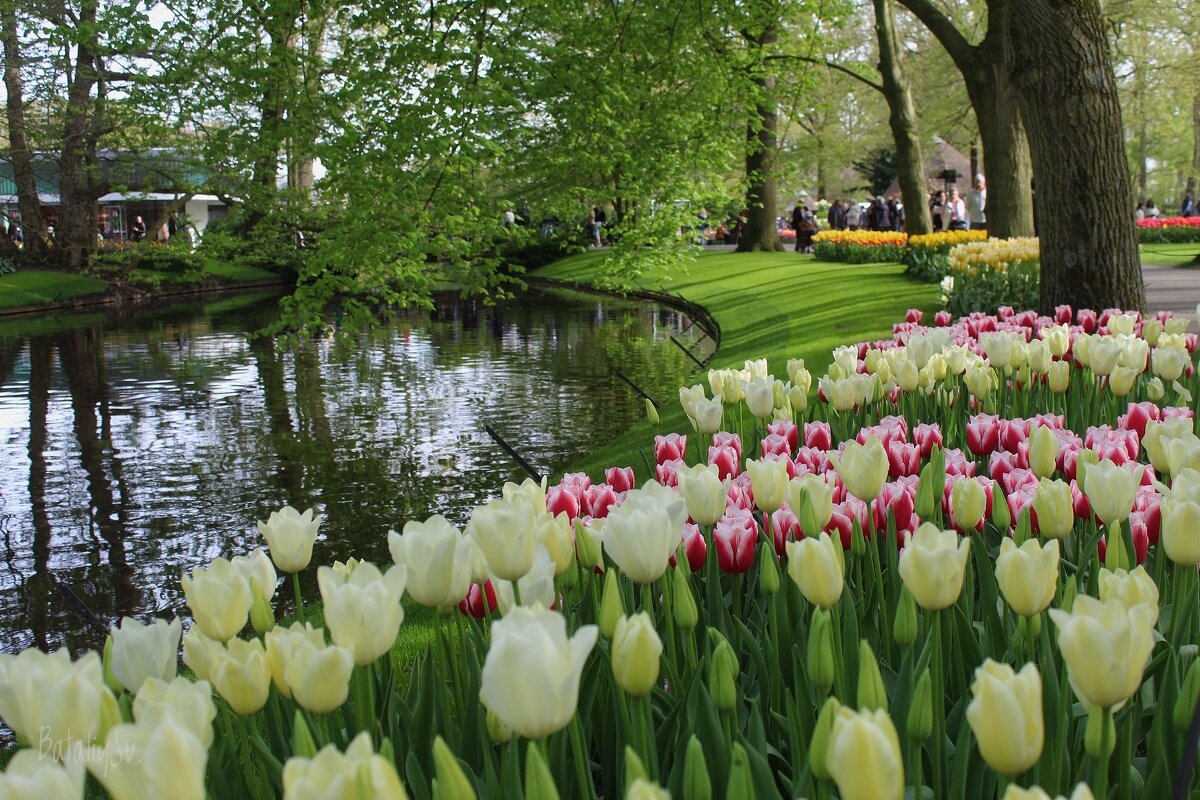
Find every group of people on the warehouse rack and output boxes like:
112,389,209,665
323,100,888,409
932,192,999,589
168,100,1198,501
1135,191,1200,220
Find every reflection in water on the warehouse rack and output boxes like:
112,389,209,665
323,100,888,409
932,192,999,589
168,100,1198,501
0,288,710,653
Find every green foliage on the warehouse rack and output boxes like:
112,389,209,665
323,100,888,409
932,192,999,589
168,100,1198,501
851,147,898,195
0,257,15,276
1138,226,1200,244
0,271,109,309
813,241,908,263
902,247,951,282
942,259,1040,317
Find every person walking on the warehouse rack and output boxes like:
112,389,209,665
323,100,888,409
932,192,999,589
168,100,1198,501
1181,190,1196,218
945,189,968,231
966,175,987,231
846,200,862,231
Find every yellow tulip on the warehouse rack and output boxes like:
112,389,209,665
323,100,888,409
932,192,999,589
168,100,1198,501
256,505,321,573
1002,784,1095,800
1152,345,1190,382
88,720,208,800
1083,459,1144,525
786,532,844,608
966,660,1044,776
677,464,727,526
133,676,217,748
746,457,789,513
951,478,987,532
1162,499,1200,565
283,732,410,800
691,396,724,435
210,638,271,715
265,621,328,699
1033,479,1075,538
1166,434,1200,479
1048,361,1070,394
826,707,903,800
181,557,252,642
0,749,85,798
493,546,557,614
388,514,476,606
1049,595,1155,708
1098,566,1160,626
1109,366,1137,397
611,613,662,697
479,606,598,739
995,538,1059,617
109,616,182,694
285,638,354,715
899,523,971,610
831,436,889,503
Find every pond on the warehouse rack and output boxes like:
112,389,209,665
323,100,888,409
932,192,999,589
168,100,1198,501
0,286,714,654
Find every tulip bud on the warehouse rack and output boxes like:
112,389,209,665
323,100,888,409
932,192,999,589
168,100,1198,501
683,735,712,800
525,742,560,800
1060,575,1078,612
759,542,781,595
967,660,1045,776
1174,658,1200,733
1029,425,1059,479
486,706,512,743
291,709,318,758
575,520,603,572
249,580,275,636
434,735,479,800
808,609,836,695
1084,705,1116,760
709,636,738,712
1104,532,1129,572
951,477,987,532
1034,479,1074,538
645,398,660,427
850,521,867,558
726,744,754,800
102,635,123,695
894,587,918,648
907,670,934,741
992,488,1012,531
1148,377,1165,401
809,697,841,781
914,463,937,519
856,640,888,711
599,570,625,639
1074,449,1099,497
612,613,663,697
624,746,648,793
672,566,699,629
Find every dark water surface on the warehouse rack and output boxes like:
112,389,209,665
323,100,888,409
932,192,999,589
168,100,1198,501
0,287,710,654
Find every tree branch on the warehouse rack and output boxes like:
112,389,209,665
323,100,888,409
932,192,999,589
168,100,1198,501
764,53,884,93
893,0,976,69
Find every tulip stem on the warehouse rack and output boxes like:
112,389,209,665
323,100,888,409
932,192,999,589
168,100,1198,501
1094,705,1112,800
931,610,947,800
568,716,597,800
292,572,305,623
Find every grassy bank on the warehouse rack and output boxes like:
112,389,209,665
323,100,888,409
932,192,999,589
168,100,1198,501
535,249,940,477
1139,242,1200,267
0,271,109,309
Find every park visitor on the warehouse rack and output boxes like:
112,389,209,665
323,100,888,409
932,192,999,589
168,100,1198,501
966,174,987,230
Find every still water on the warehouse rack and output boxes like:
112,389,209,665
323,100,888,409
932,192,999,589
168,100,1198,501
0,287,712,654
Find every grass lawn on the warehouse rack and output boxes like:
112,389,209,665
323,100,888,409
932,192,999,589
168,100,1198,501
0,270,109,309
535,249,940,476
1140,242,1200,267
202,260,281,281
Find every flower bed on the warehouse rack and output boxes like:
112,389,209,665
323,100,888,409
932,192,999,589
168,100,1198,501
813,229,908,263
2,304,1199,799
1138,217,1200,244
903,229,988,282
943,237,1040,317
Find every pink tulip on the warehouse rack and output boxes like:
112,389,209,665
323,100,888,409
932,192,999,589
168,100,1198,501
998,419,1028,453
765,420,798,453
967,414,1001,456
656,458,685,488
771,505,802,557
989,451,1019,484
654,433,687,465
913,423,943,459
712,432,743,462
669,523,707,572
605,466,636,493
887,441,920,479
714,509,758,574
872,481,917,534
804,422,833,451
458,581,498,618
547,485,580,520
943,448,977,478
560,472,591,500
585,483,619,518
905,308,923,323
760,433,792,459
708,445,740,480
795,446,832,475
1055,305,1073,324
934,310,953,327
1077,309,1098,333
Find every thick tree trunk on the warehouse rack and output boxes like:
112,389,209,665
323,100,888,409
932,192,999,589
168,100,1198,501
1,2,50,257
894,0,1036,237
737,75,784,252
970,68,1035,238
287,8,328,200
56,0,100,270
874,0,932,235
1008,0,1145,313
1191,90,1200,191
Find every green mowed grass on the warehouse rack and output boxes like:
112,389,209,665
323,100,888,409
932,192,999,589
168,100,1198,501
202,260,282,281
1140,242,1200,267
0,271,109,309
535,250,940,476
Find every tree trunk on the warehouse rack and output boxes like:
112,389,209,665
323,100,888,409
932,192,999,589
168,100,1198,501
894,0,1036,237
737,73,784,252
56,0,100,270
2,2,50,257
874,0,932,235
287,7,328,200
1191,90,1199,192
969,67,1035,238
1007,0,1145,313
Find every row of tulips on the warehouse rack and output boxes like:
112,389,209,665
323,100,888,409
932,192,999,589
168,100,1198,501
1,304,1198,799
1137,217,1200,243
